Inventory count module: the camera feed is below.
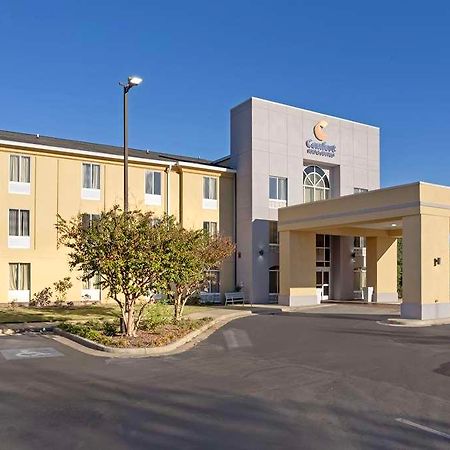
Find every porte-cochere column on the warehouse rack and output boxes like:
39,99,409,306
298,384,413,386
279,230,318,306
402,214,450,319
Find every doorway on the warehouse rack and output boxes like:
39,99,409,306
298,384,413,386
316,267,330,301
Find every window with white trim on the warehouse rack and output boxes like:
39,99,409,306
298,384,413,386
82,273,101,290
9,155,31,194
83,163,100,189
81,213,100,230
9,209,30,237
145,171,162,205
82,163,101,200
203,177,218,209
203,221,218,236
303,166,330,203
8,209,30,249
9,263,31,302
269,176,287,201
203,177,217,200
204,269,220,294
82,273,101,301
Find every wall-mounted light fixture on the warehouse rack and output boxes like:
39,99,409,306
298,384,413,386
434,257,441,266
258,249,264,256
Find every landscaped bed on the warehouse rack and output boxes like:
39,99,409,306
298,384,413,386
0,304,213,324
58,317,212,348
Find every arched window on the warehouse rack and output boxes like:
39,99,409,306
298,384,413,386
303,166,330,203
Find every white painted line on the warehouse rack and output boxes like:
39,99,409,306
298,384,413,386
223,329,252,349
395,418,450,440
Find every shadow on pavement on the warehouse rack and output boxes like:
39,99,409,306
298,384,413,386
1,366,449,450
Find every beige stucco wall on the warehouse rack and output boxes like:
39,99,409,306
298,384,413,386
403,214,449,306
366,237,398,302
279,230,317,306
0,144,235,303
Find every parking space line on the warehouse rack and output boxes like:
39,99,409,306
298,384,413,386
395,418,450,440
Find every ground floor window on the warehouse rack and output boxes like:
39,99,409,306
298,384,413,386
203,221,218,236
269,265,279,295
82,273,101,301
204,270,220,294
9,263,31,302
9,263,30,290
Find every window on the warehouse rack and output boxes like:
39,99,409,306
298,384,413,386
81,213,100,230
269,221,279,246
269,266,279,295
203,221,218,236
82,163,100,189
354,236,366,248
82,273,101,290
82,163,101,200
203,177,217,200
269,176,287,201
8,209,30,248
203,177,218,209
303,166,330,203
145,171,162,195
354,187,368,194
145,171,162,205
204,270,220,294
9,155,31,194
9,209,30,236
9,263,31,302
82,273,101,301
316,234,331,267
10,155,30,183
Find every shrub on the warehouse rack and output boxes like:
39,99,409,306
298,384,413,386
139,302,171,331
59,321,114,346
102,320,118,336
53,277,73,306
9,300,18,309
30,287,53,307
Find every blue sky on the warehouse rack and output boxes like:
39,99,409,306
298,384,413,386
1,0,449,187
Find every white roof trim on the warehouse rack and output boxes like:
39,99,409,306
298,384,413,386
176,160,235,173
0,139,235,173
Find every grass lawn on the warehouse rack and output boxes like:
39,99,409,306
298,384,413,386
0,304,215,324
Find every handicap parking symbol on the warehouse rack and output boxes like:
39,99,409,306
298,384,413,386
1,347,63,360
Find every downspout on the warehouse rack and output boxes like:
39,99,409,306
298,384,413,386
233,172,237,290
165,163,173,215
179,167,183,226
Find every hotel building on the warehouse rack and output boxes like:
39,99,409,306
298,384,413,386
0,97,381,305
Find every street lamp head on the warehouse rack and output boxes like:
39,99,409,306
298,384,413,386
128,76,143,87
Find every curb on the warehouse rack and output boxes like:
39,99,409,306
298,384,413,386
52,311,253,356
381,317,450,328
0,324,56,335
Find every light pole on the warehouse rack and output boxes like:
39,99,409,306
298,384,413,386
119,76,143,212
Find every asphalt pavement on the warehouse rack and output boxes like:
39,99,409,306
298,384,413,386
0,304,449,450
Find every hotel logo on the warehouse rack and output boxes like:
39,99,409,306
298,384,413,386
306,119,336,158
313,120,328,141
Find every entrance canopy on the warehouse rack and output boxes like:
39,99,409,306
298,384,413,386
278,182,450,320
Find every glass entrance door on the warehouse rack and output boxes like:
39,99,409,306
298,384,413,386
316,267,330,301
316,234,331,301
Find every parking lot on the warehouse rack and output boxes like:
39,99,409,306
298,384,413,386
1,304,449,449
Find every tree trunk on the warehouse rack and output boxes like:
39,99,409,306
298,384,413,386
123,301,136,337
174,294,182,322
